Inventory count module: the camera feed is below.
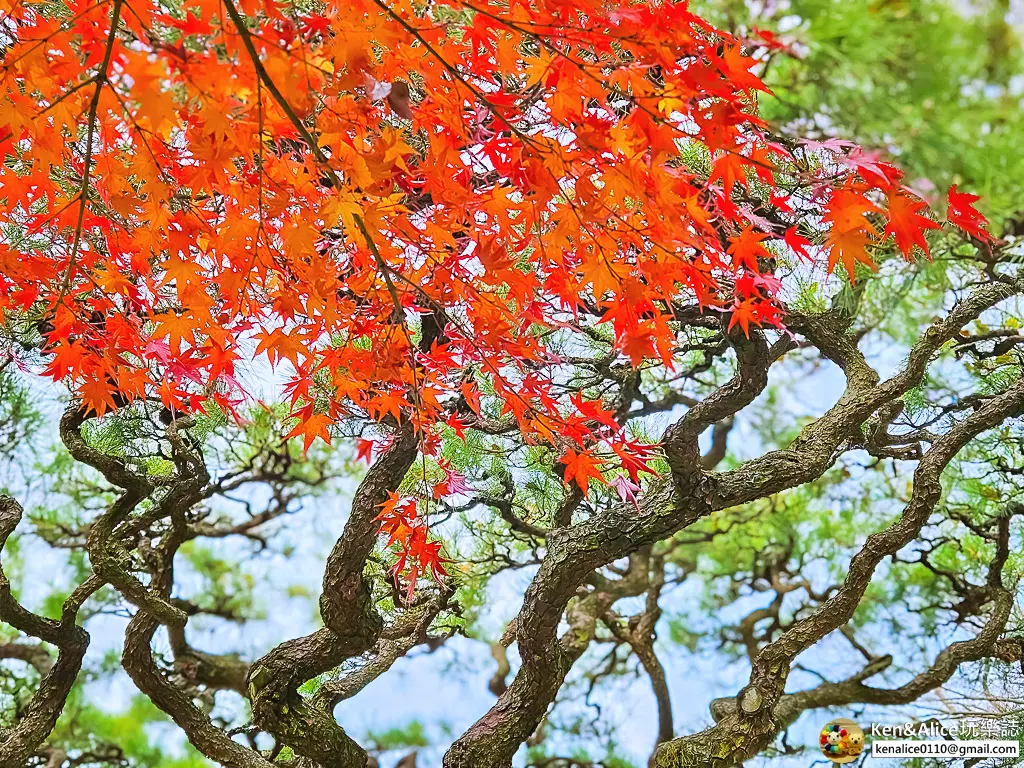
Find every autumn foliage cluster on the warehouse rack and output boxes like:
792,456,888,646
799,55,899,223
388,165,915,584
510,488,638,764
0,0,994,583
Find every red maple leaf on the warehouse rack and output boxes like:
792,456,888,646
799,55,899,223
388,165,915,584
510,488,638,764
611,439,659,484
156,11,213,36
782,226,813,262
885,191,940,259
355,437,375,464
947,185,995,243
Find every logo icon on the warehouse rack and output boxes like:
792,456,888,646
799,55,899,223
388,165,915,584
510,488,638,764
820,718,865,763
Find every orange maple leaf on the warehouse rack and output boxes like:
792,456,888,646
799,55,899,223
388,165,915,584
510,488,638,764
823,187,880,281
825,226,876,282
285,412,333,451
79,376,121,417
561,447,605,495
727,227,771,272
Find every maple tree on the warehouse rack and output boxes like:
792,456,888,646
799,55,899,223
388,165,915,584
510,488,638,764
1,0,1023,764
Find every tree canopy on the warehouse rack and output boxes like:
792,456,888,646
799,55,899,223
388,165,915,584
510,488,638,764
1,0,1023,766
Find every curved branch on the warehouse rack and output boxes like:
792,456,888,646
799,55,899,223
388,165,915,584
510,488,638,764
119,487,273,768
445,280,1022,768
652,376,1024,767
247,424,419,768
0,496,90,767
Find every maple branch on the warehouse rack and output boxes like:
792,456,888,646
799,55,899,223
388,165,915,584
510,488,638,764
222,0,392,274
0,0,108,71
224,28,573,453
56,0,123,304
4,0,1024,763
365,0,538,147
164,29,446,764
222,0,428,422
